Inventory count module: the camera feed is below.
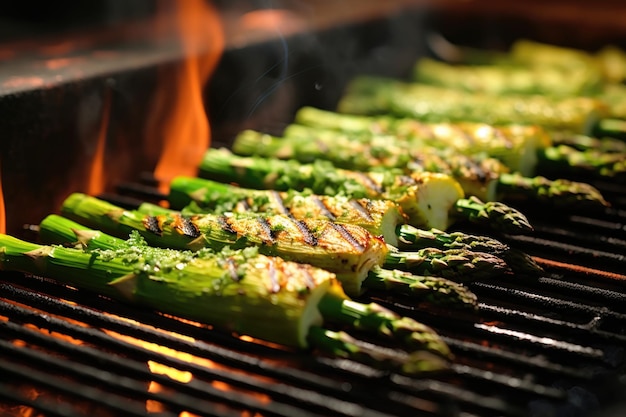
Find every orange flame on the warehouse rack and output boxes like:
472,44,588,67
87,88,112,196
152,0,224,193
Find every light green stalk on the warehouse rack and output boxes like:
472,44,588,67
198,148,533,235
233,127,608,210
3,219,453,372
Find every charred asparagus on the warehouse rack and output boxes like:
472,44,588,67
165,176,542,276
0,223,451,373
293,106,626,179
197,148,533,235
233,128,608,210
337,76,609,134
61,193,506,297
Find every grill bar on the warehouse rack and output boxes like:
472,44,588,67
0,356,177,417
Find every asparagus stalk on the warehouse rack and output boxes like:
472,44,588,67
61,194,506,297
156,178,542,276
293,106,551,176
413,57,604,97
294,106,626,179
45,214,479,311
337,76,609,135
61,193,387,297
198,148,532,235
1,226,451,373
233,128,608,210
396,225,541,276
167,176,406,247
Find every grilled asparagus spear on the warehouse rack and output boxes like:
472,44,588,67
413,57,604,97
198,148,532,234
1,224,451,373
44,214,479,310
167,176,406,247
233,128,608,210
61,193,507,296
293,106,626,179
151,177,542,276
337,76,609,134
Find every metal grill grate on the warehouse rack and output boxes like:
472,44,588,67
1,176,626,417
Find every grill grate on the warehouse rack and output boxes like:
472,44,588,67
2,174,626,417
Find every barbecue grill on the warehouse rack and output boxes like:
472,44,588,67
1,1,626,417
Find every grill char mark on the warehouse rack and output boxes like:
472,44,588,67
144,216,162,236
179,216,201,239
329,223,365,252
218,215,237,235
311,196,337,221
269,191,290,216
256,217,277,245
354,172,384,194
288,218,318,246
349,200,374,222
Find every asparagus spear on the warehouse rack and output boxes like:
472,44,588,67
167,176,406,247
337,76,609,135
233,128,608,210
61,193,506,297
413,57,604,97
156,177,542,276
293,106,626,179
198,148,533,235
0,226,451,373
42,214,479,311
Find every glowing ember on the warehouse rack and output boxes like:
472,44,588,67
152,0,224,193
86,89,112,196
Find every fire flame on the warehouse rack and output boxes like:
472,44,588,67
152,0,224,193
86,88,112,196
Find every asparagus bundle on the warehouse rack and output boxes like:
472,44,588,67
61,193,505,298
413,57,604,97
337,76,609,135
51,214,478,310
0,220,452,374
162,176,542,275
431,37,625,84
233,128,608,210
293,106,626,179
197,148,533,235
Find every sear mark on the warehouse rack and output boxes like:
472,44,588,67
355,172,384,194
256,216,276,245
330,223,364,252
289,217,318,246
269,190,290,215
143,216,162,236
311,196,337,221
349,199,374,222
179,216,201,238
218,215,237,235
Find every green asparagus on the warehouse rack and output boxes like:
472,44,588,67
1,222,451,373
413,57,604,97
293,106,626,179
233,127,608,210
167,176,406,247
337,76,609,134
197,148,533,235
153,177,542,276
60,194,506,297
